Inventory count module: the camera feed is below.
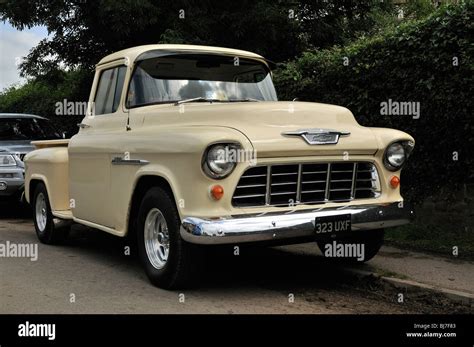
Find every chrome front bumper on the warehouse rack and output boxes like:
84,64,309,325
180,202,414,245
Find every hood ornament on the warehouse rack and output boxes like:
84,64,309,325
282,128,350,145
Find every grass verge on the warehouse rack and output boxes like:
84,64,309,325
385,223,474,261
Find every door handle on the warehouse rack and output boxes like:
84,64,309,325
111,157,149,166
77,123,91,129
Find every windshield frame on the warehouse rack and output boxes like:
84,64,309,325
125,50,277,109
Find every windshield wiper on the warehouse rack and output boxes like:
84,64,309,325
174,97,223,106
228,98,261,102
173,97,262,106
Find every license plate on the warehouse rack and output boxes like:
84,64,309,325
314,214,351,234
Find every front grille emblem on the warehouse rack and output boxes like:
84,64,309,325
281,128,350,145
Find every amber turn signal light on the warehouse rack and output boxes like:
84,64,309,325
210,185,224,200
390,176,400,188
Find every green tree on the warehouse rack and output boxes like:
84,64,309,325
1,0,396,78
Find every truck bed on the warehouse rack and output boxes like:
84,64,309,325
31,139,70,149
24,141,70,214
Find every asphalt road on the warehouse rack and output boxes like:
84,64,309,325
0,203,469,314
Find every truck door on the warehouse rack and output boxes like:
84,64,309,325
68,63,128,228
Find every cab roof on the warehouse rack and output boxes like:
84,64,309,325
97,44,272,68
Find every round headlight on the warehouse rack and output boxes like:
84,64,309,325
203,144,238,179
384,142,406,170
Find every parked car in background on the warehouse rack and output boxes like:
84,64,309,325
0,114,62,202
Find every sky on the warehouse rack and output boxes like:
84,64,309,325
0,21,48,91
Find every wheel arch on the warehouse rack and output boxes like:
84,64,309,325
28,175,50,205
126,175,179,238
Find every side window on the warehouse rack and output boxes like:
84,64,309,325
94,66,127,115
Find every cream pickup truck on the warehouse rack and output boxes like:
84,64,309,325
25,44,415,289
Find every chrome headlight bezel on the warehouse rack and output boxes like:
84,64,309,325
202,143,240,179
383,141,414,171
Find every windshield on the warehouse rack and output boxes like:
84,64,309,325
0,118,62,141
128,54,277,107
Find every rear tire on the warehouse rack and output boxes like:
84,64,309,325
137,186,202,289
317,229,384,263
33,183,68,244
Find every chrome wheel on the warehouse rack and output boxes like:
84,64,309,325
144,208,170,269
35,192,47,233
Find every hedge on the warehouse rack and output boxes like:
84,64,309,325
274,2,474,204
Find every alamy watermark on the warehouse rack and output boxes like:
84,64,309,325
55,99,95,116
324,241,365,262
0,241,38,261
18,321,55,341
216,146,257,166
380,99,420,119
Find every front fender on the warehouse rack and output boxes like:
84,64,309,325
111,126,254,235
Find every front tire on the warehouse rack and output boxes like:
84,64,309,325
33,183,67,244
317,229,384,263
137,186,202,289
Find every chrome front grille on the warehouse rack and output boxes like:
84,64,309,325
232,162,380,207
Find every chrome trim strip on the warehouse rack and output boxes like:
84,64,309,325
180,202,414,245
77,123,91,129
282,128,351,136
350,162,358,199
324,163,331,201
265,166,271,205
111,157,149,166
296,164,302,203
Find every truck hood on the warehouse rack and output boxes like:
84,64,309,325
140,101,379,157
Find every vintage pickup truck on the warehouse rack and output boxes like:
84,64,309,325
25,44,414,289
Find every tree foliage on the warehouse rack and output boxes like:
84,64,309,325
0,0,397,77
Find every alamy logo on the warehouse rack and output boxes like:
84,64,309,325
18,321,56,341
324,241,365,261
380,99,420,119
0,241,38,261
55,99,95,116
216,147,257,166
